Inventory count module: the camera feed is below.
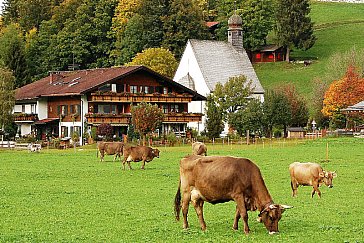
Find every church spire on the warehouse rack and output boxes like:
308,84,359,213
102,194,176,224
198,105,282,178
228,12,243,53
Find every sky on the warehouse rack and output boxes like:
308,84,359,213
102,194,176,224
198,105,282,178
0,1,3,14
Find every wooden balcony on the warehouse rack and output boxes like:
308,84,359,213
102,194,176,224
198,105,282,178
13,113,38,122
90,92,193,103
164,113,203,123
85,113,131,125
85,112,203,125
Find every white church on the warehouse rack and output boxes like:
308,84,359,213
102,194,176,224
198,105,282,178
173,13,265,134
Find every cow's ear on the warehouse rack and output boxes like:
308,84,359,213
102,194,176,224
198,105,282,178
332,171,337,178
319,171,325,178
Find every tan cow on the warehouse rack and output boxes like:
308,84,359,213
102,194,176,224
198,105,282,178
174,155,292,235
122,145,160,170
97,142,124,162
289,162,337,198
192,142,207,156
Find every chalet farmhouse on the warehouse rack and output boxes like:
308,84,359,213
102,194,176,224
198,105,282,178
173,14,264,133
13,66,205,145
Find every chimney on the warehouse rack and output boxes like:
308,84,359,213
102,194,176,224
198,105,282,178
49,72,54,84
228,13,243,53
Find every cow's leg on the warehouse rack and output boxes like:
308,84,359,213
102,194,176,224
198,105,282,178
181,191,191,229
233,206,240,230
234,195,250,234
291,180,298,197
100,151,104,162
141,157,146,169
312,182,321,198
191,190,206,230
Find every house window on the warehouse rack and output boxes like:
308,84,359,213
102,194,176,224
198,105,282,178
99,83,111,92
268,54,274,59
171,104,179,113
22,105,25,113
31,104,36,114
61,126,68,137
60,105,68,116
162,105,168,113
144,86,149,94
70,104,81,115
98,104,117,114
130,85,138,93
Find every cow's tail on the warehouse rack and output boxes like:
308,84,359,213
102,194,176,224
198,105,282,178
174,179,182,221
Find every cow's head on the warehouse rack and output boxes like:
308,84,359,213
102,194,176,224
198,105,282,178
152,149,160,158
319,170,337,188
258,204,292,234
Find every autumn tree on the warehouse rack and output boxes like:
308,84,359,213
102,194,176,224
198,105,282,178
274,0,316,61
322,66,364,128
213,75,253,126
97,123,114,141
205,94,224,139
131,102,164,146
0,67,15,139
127,48,177,78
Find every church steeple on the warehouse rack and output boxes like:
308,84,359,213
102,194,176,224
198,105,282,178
228,13,243,53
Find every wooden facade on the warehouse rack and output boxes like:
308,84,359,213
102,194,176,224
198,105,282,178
249,45,286,63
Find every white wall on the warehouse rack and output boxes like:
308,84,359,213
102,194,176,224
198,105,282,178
37,98,48,120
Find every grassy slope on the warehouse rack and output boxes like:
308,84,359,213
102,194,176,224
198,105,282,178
1,138,363,242
254,2,364,96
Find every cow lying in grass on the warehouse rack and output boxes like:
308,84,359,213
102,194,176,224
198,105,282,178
289,162,337,198
122,145,160,170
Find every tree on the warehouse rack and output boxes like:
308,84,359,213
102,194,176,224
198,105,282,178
280,84,309,127
0,67,15,140
205,94,224,139
230,98,264,137
274,0,316,61
262,89,291,138
240,0,274,50
162,0,210,58
97,123,114,141
127,48,178,78
213,75,253,126
131,102,164,146
0,23,29,87
322,66,364,127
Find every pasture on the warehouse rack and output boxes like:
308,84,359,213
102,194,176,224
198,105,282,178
1,138,363,242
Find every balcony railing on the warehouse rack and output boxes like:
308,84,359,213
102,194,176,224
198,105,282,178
13,113,38,122
85,112,203,125
90,92,193,103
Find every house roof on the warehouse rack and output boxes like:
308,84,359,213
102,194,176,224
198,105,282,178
16,66,205,101
342,101,364,112
188,39,264,94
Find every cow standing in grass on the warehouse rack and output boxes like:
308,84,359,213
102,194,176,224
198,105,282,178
192,142,207,156
289,162,337,198
174,155,292,235
97,142,124,162
122,145,160,170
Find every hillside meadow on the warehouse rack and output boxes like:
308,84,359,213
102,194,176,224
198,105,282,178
1,137,363,242
255,2,364,96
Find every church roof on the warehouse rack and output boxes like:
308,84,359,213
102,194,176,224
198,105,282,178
188,39,264,94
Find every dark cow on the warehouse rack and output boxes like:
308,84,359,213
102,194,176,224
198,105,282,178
97,142,124,162
122,145,160,170
174,155,292,235
289,162,337,198
192,142,207,156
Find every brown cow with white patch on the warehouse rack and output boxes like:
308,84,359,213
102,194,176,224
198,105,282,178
97,142,124,162
289,162,337,198
122,145,160,170
192,142,207,156
174,155,292,235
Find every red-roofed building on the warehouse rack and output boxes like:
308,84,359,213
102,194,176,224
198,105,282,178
13,66,205,145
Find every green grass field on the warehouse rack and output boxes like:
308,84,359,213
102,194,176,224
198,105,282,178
1,137,363,242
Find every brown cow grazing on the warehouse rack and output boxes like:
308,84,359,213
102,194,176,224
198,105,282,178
97,142,124,162
192,142,207,156
174,155,292,235
289,162,337,198
122,145,160,170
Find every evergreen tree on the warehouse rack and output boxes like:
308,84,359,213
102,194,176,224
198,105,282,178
274,0,316,61
205,95,224,139
0,67,15,135
0,23,29,87
162,0,210,58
